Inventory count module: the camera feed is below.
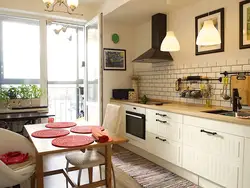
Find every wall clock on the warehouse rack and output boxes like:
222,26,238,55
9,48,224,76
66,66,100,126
112,33,119,44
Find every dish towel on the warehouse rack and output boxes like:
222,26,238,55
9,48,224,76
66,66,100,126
0,151,29,165
92,128,109,143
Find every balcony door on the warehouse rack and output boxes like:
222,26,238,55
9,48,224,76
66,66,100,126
84,14,103,125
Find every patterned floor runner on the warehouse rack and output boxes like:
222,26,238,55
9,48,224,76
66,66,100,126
112,146,199,188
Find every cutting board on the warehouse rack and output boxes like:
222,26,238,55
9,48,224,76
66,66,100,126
231,75,250,106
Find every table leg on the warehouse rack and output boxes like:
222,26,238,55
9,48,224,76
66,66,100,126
105,145,112,188
36,154,44,188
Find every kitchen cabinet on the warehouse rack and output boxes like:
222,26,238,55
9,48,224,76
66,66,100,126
146,132,182,167
183,124,243,188
113,101,249,188
146,109,183,142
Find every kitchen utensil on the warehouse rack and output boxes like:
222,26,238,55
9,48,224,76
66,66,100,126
221,77,230,100
231,75,250,106
175,78,181,91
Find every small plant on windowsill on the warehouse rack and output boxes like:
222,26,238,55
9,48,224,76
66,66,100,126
30,85,43,107
0,88,9,108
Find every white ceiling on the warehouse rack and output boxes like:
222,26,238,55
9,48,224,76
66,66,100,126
104,0,201,25
79,0,106,6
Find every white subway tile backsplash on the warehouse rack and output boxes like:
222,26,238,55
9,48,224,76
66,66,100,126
237,58,249,65
217,60,227,66
195,68,203,73
227,59,237,66
199,62,208,68
231,65,242,72
136,59,246,107
207,61,217,67
243,65,250,71
203,67,211,72
212,67,221,72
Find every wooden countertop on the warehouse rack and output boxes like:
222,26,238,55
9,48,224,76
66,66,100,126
111,99,250,127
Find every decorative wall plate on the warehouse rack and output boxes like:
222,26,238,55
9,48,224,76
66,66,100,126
112,33,120,44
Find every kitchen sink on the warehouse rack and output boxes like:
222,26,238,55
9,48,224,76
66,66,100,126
202,110,250,118
202,109,232,114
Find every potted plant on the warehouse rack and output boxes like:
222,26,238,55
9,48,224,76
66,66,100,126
0,88,9,109
18,85,32,107
7,86,20,108
30,85,43,107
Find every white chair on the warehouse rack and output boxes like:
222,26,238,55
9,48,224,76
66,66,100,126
65,104,122,188
0,128,36,188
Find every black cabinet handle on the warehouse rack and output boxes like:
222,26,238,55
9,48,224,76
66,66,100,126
155,136,167,142
156,119,168,124
156,113,167,117
200,129,217,136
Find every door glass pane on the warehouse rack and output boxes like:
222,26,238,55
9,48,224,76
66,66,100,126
48,84,77,122
47,24,77,81
2,20,40,79
86,24,99,102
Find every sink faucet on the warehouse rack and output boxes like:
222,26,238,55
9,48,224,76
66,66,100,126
232,88,242,115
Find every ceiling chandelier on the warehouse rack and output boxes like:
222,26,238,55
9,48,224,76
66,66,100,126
42,0,83,16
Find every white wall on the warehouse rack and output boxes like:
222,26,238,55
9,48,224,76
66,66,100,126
169,0,250,66
103,20,134,114
133,0,250,106
101,0,132,16
134,0,250,68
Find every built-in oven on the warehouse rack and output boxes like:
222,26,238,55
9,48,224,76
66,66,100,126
126,110,146,140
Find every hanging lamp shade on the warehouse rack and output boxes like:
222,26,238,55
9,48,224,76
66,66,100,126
160,31,180,52
196,20,221,46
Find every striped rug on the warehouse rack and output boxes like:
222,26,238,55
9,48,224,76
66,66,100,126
112,146,199,188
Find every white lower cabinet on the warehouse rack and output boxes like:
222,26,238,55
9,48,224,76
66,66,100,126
146,132,182,167
183,124,243,188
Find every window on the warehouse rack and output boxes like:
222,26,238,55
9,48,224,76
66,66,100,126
47,22,84,121
0,16,40,84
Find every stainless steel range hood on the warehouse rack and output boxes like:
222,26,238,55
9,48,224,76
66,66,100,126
133,13,173,63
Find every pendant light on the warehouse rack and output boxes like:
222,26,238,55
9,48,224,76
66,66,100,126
161,31,180,52
160,0,180,52
196,20,221,46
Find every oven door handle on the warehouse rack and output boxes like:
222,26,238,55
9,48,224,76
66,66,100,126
126,113,143,119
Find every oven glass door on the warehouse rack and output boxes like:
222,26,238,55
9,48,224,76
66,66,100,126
126,111,145,140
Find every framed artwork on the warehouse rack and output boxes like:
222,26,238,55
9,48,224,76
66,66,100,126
240,0,250,49
103,48,126,71
195,8,225,55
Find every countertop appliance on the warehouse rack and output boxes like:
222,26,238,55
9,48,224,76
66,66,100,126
126,109,145,140
112,89,134,100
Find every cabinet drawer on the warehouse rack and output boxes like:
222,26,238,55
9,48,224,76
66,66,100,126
124,105,145,114
183,124,244,161
146,132,182,167
146,109,182,142
146,109,183,123
157,120,182,142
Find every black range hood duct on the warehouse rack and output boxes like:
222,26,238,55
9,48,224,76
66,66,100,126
132,13,173,63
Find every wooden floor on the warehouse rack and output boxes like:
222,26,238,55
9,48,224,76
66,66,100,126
21,152,141,188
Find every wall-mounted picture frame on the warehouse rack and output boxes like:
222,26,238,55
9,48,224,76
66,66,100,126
103,48,126,71
240,0,250,49
195,8,225,55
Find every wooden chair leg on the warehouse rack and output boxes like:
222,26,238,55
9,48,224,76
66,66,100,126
88,167,93,183
31,173,36,188
111,164,116,188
